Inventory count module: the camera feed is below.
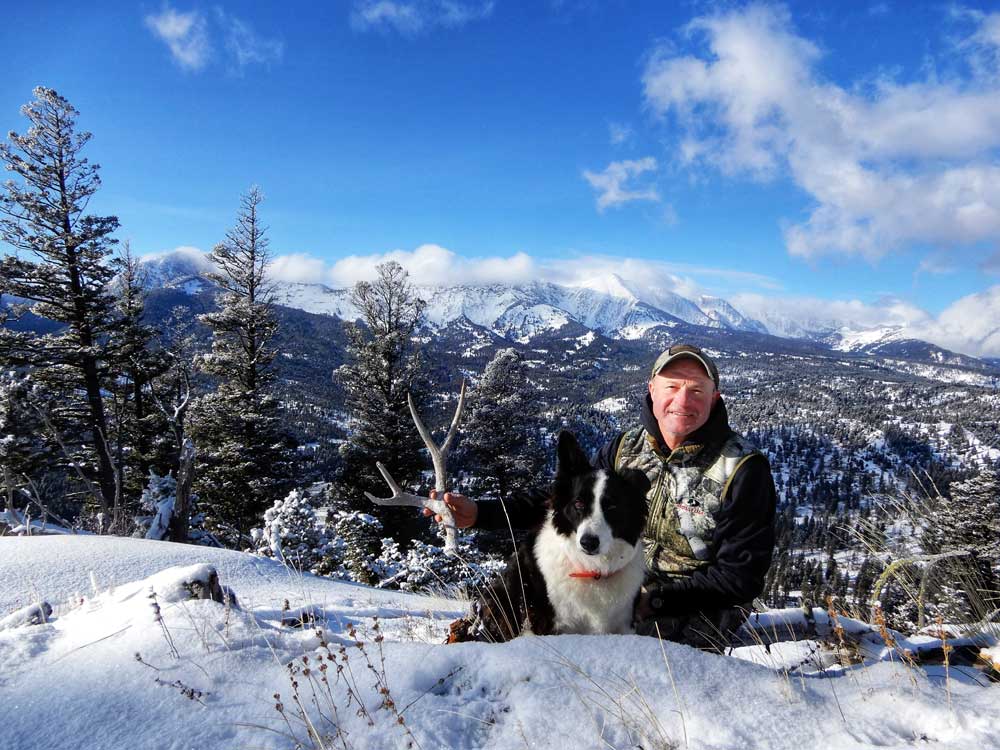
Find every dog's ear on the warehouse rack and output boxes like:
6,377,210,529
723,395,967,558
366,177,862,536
618,468,651,500
556,430,591,478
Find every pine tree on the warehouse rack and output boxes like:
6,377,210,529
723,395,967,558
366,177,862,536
335,261,427,517
0,87,120,522
147,308,201,542
331,510,384,584
921,467,1000,622
926,468,1000,560
0,371,53,483
106,242,170,507
460,347,544,502
252,488,333,570
187,186,293,543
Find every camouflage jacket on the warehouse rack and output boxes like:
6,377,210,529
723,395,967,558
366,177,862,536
477,395,777,616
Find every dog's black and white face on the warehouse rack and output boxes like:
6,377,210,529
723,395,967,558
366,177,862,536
549,431,650,574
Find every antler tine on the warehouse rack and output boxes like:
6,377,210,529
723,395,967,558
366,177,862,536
364,461,458,551
364,462,434,508
374,461,403,495
407,392,444,483
408,393,452,501
440,378,467,455
375,387,467,556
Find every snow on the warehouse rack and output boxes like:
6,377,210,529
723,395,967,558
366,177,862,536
2,536,998,750
269,282,359,320
592,396,629,414
876,359,997,386
831,326,905,352
568,273,638,301
0,509,93,536
573,330,596,350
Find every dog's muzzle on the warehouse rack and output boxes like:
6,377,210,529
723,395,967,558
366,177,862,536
579,533,600,555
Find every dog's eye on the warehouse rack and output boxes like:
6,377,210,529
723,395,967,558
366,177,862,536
573,501,585,512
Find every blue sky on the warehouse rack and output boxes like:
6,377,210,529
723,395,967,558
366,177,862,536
2,1,1000,355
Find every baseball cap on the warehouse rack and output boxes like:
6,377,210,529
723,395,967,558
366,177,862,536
649,343,720,388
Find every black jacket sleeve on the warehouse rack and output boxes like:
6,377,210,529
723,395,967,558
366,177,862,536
592,432,624,472
474,487,550,531
648,454,777,615
474,432,626,531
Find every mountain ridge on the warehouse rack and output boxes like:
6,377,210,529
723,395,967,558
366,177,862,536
134,249,991,370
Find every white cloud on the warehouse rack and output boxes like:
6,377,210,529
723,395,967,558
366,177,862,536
731,292,929,330
140,245,214,269
145,5,211,71
350,0,494,35
916,255,956,275
981,249,1000,275
642,4,1000,261
145,4,282,73
956,7,1000,76
217,10,284,71
909,285,1000,358
732,287,1000,357
582,157,660,212
327,244,538,287
267,253,329,283
268,246,783,304
608,122,633,145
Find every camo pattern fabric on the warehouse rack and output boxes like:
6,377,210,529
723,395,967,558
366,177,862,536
615,428,761,576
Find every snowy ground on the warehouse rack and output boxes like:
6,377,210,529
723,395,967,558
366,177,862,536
1,537,998,750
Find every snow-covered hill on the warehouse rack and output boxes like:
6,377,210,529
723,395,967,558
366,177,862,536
138,246,216,290
2,537,998,750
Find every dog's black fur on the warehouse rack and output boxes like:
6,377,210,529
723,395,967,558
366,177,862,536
449,431,649,643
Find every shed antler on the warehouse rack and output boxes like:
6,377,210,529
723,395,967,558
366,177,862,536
365,379,467,554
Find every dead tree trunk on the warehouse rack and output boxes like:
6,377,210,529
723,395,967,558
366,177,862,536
168,439,196,544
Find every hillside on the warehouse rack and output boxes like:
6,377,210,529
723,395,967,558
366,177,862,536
2,536,998,750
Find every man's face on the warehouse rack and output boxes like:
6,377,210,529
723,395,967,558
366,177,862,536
647,359,719,449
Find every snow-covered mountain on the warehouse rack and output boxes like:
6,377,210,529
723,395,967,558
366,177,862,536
133,250,987,368
698,295,769,335
825,326,986,368
138,246,215,290
273,279,690,342
140,252,769,341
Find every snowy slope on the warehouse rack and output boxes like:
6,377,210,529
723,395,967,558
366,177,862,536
2,537,998,750
138,247,216,289
828,325,907,352
699,295,769,334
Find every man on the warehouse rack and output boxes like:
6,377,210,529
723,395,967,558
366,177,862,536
428,343,777,650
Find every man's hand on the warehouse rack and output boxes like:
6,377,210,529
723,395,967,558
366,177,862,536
634,586,658,621
423,490,478,529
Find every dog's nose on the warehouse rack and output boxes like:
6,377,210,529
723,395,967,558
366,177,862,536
580,533,600,555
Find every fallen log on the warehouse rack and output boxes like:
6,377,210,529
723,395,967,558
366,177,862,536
0,602,53,631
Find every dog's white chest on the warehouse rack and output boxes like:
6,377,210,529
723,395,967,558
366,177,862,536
534,521,645,635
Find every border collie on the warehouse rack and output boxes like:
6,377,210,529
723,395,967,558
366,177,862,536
449,431,650,642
